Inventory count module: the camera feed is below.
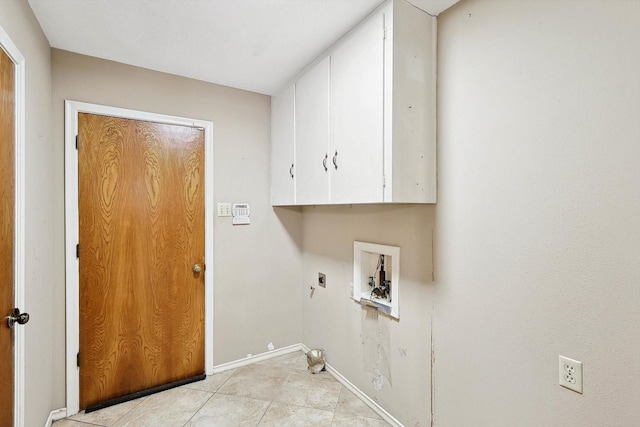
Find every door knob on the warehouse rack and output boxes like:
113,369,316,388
5,308,29,329
192,264,202,274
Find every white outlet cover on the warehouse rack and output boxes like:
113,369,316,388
559,355,583,394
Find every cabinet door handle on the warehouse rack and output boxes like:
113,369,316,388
289,163,294,178
323,154,328,172
332,151,338,170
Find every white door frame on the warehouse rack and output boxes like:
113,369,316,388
64,101,215,416
0,24,26,427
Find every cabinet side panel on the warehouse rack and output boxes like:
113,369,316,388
389,0,437,203
271,84,296,205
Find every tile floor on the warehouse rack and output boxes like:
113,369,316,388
54,351,391,427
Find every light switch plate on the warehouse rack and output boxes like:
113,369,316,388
217,203,232,217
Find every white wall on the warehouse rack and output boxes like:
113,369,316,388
0,1,54,426
51,50,304,409
434,0,640,425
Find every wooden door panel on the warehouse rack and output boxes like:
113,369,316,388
0,46,16,426
78,114,205,409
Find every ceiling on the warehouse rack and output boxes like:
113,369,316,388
28,0,459,95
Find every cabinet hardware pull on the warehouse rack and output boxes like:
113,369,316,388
333,151,338,170
323,154,328,171
289,163,294,178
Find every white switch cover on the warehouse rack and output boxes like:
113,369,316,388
559,355,583,394
217,203,232,217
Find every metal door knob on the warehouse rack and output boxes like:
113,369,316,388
5,308,29,329
192,264,202,274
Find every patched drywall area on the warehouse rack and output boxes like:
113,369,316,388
301,204,435,427
434,0,640,425
362,306,392,390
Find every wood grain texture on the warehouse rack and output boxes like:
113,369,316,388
78,113,205,409
0,46,16,427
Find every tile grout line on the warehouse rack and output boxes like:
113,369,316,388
180,390,216,427
255,400,274,426
329,384,343,427
106,394,148,427
179,368,242,426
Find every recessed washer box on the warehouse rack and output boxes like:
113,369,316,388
353,241,400,319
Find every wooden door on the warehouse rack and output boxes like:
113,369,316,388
331,9,384,204
0,46,16,427
78,113,205,410
296,56,331,205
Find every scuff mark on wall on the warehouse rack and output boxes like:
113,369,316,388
431,228,435,281
362,305,392,389
372,369,385,390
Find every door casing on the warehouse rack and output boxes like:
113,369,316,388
64,101,215,416
0,24,26,427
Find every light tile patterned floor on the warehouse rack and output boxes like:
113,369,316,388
54,351,391,427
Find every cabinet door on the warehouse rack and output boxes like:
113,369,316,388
270,84,296,205
331,9,385,204
296,57,330,205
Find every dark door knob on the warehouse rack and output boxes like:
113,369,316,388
5,308,29,328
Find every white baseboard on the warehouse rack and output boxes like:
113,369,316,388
300,343,403,427
212,343,303,373
324,364,403,427
44,408,67,427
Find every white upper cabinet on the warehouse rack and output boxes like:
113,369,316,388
295,56,330,205
270,83,295,206
270,0,436,206
331,9,385,204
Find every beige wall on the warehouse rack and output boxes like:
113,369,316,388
300,204,435,426
51,50,304,408
5,0,639,424
300,1,640,425
0,1,54,426
434,0,640,425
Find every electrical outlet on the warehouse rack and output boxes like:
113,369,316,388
318,272,326,288
217,203,231,217
559,355,583,394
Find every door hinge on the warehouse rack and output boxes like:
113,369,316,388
77,352,80,368
76,244,79,259
75,135,79,150
383,175,387,188
383,26,387,40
